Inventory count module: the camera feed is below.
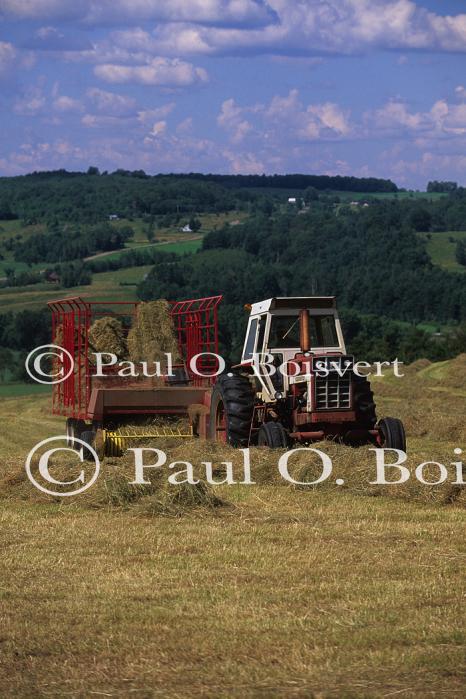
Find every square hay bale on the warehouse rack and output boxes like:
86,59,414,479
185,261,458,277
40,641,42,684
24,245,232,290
89,316,128,360
127,300,181,370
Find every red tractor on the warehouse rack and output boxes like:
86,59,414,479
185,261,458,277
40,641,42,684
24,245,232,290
210,296,405,450
48,294,406,455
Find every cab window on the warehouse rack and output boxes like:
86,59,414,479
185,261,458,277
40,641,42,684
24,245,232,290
243,318,258,360
269,314,338,348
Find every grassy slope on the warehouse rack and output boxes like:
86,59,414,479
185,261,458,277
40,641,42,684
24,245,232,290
419,230,466,274
0,383,50,397
89,237,202,264
0,360,464,697
0,265,154,312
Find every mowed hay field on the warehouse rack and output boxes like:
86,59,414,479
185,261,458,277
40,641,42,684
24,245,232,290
0,360,465,697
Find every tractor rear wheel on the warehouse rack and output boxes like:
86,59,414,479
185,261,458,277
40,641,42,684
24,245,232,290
257,422,289,448
378,417,406,451
209,374,254,446
353,375,377,427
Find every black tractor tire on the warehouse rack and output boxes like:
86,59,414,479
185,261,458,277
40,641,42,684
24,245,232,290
257,422,289,449
353,375,377,427
80,430,97,462
209,374,255,447
66,418,87,449
378,417,406,452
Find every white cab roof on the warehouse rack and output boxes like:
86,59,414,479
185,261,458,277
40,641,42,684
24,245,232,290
250,297,336,314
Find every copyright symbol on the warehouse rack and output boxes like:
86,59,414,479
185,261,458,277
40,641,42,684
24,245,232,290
25,344,74,385
25,435,100,497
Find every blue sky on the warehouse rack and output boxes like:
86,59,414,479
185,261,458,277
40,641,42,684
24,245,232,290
0,0,465,188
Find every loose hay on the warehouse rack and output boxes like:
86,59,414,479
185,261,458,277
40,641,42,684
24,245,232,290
407,358,432,373
127,300,180,388
89,316,128,360
1,452,227,517
127,300,181,367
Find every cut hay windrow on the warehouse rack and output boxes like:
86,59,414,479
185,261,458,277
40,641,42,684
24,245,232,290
0,451,226,517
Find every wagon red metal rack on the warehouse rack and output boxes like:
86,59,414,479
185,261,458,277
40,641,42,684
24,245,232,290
48,295,222,454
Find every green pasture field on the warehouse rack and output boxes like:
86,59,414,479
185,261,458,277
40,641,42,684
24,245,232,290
88,237,202,263
0,265,154,312
419,230,466,274
0,382,50,397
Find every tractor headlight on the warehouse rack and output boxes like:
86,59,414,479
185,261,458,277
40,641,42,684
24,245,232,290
274,391,284,401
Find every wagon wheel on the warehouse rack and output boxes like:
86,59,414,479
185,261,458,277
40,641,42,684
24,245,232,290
66,418,86,450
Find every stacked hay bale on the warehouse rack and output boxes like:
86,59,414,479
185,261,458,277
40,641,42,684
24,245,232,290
89,316,128,360
127,300,181,386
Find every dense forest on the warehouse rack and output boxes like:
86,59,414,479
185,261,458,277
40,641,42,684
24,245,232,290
0,169,263,224
13,223,134,264
1,170,466,377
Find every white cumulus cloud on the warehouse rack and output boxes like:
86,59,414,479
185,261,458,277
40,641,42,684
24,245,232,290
53,95,84,112
143,0,466,57
94,57,208,86
0,0,274,26
86,87,136,115
368,96,466,137
218,98,253,143
0,41,17,77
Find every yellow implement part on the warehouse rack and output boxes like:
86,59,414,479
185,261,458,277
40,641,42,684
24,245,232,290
102,426,194,457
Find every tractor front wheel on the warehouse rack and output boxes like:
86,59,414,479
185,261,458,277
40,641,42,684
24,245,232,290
257,422,289,448
378,417,406,451
209,374,254,446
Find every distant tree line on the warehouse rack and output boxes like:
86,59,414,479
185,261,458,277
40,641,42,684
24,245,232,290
163,173,398,193
427,180,458,193
0,308,51,381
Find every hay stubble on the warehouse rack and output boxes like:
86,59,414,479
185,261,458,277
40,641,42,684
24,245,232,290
0,357,464,697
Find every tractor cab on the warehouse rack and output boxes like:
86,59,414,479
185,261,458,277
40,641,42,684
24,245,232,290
240,297,346,402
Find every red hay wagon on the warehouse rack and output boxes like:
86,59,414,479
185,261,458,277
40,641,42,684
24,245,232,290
48,295,223,454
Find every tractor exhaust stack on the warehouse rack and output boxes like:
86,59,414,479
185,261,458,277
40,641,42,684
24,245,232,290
299,308,310,353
